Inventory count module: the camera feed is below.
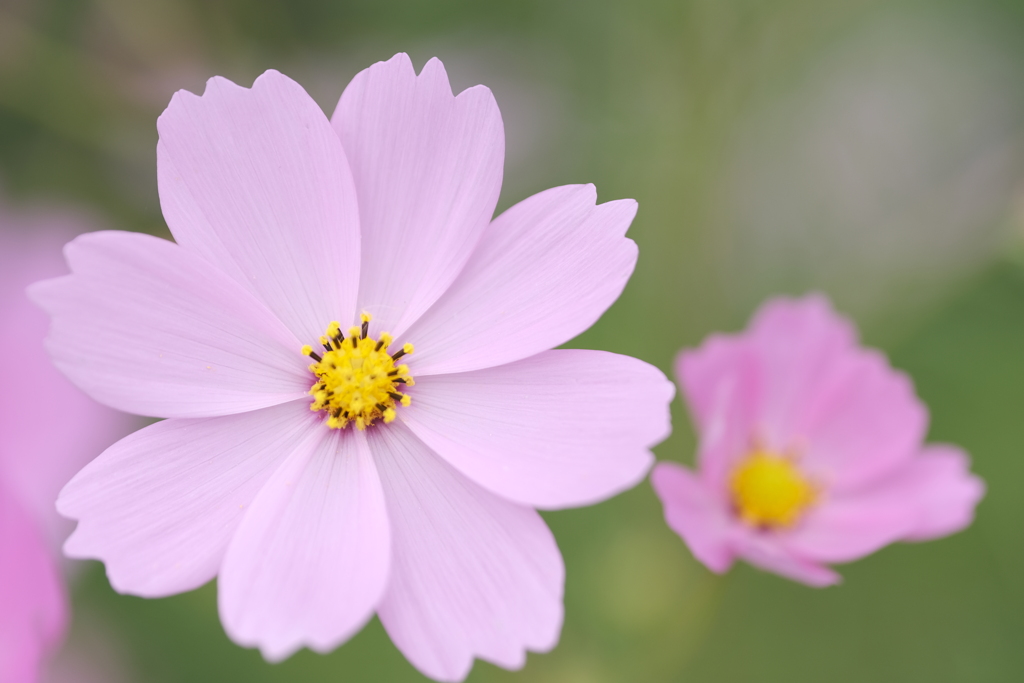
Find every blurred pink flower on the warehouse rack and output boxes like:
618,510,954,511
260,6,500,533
30,54,673,681
0,217,128,683
652,295,983,586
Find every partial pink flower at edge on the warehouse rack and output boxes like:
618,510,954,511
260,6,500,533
0,480,65,683
30,54,675,682
651,294,984,587
0,219,132,683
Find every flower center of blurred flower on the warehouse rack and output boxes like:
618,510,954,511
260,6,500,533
729,450,815,529
301,313,415,430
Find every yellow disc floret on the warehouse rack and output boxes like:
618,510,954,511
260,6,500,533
729,450,816,529
301,313,414,430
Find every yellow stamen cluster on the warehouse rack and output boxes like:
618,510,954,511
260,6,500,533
729,450,816,529
301,313,414,430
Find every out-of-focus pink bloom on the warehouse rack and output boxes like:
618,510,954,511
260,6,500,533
0,217,128,683
652,295,984,587
30,54,673,681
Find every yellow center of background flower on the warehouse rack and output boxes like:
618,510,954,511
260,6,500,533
301,313,414,430
729,450,815,528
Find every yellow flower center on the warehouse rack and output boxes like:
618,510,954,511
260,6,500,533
301,313,415,431
729,450,815,529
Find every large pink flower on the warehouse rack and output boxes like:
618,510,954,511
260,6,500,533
651,295,983,586
30,54,673,680
0,215,128,683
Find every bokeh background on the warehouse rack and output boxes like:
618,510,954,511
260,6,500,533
3,0,1024,681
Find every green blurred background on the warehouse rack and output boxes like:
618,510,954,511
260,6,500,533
4,0,1024,681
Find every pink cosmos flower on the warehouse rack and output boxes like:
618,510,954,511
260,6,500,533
651,295,983,587
29,54,674,681
0,214,128,683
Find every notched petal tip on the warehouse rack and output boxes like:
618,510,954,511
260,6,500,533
24,274,68,313
566,183,639,236
159,69,311,132
419,56,455,95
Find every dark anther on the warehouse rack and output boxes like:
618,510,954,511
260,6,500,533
388,392,404,401
388,370,399,376
322,342,332,351
307,351,323,362
375,340,384,352
376,403,388,412
394,378,407,384
391,349,407,361
361,320,369,339
351,337,358,348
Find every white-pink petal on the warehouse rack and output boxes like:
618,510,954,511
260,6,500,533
370,422,563,682
403,184,638,375
158,69,361,343
332,54,504,336
58,400,320,597
29,231,309,418
402,349,671,509
218,428,390,662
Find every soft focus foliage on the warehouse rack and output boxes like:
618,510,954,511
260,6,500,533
3,0,1024,681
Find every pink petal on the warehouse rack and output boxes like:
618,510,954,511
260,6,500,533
749,296,926,486
402,185,638,375
734,530,841,587
370,422,563,682
29,231,309,418
779,492,919,566
650,462,734,573
676,340,761,491
158,69,361,343
0,485,65,683
58,400,319,597
743,295,858,443
795,350,926,490
402,349,671,509
331,54,504,337
783,445,984,564
902,444,984,541
677,334,751,434
218,428,390,662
